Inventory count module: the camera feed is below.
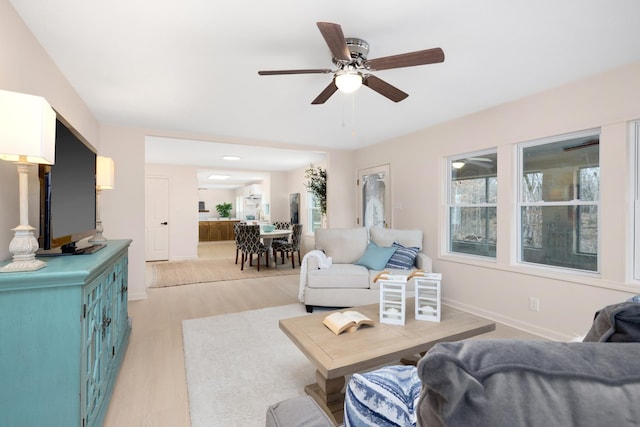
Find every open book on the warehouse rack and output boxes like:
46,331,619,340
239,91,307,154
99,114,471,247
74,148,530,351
323,311,374,335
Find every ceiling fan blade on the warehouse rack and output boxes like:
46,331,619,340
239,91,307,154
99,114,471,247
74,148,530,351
363,75,408,102
365,47,445,71
311,81,338,105
258,69,332,76
317,22,351,62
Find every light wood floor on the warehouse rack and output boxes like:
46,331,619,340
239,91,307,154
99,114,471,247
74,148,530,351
104,242,542,427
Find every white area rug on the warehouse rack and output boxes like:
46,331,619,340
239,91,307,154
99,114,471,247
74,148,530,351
182,304,315,427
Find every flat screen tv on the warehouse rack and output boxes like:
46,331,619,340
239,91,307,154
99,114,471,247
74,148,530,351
38,117,101,255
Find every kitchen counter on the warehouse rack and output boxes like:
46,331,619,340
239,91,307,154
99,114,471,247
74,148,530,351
198,219,240,241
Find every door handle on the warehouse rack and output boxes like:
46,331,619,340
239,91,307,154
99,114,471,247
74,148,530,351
161,222,168,225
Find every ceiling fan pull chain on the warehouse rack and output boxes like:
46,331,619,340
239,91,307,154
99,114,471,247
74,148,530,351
351,92,358,137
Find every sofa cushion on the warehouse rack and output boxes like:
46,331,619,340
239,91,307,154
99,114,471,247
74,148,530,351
385,243,420,270
370,227,423,250
417,340,640,427
315,227,368,264
307,264,371,289
355,242,397,270
583,301,640,342
265,395,334,427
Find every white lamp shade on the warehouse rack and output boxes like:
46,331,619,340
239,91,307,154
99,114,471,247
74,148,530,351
0,90,56,164
96,156,115,189
335,72,363,93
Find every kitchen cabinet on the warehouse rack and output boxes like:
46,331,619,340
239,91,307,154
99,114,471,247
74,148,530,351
199,220,239,241
199,222,210,241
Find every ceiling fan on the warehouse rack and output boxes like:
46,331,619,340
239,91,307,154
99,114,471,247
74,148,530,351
258,22,445,104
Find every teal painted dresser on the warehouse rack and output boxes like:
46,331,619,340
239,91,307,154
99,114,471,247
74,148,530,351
0,239,132,427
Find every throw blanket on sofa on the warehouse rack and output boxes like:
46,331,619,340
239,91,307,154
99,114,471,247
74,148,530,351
299,250,332,302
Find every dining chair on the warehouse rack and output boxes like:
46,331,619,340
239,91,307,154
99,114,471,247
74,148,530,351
240,224,268,271
274,224,303,268
272,221,291,246
234,222,242,264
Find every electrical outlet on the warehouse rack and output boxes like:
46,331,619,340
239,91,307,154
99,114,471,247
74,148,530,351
529,297,540,312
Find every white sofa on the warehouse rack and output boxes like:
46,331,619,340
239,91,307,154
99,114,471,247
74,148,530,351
300,227,432,312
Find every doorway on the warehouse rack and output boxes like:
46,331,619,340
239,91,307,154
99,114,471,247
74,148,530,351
145,176,169,261
358,164,391,229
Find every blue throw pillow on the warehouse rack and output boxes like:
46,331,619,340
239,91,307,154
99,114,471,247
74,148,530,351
385,242,420,270
355,242,397,270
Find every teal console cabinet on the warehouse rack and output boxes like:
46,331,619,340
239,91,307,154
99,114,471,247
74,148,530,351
0,240,132,427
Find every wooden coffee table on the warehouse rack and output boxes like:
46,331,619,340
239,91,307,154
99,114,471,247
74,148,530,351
279,299,495,424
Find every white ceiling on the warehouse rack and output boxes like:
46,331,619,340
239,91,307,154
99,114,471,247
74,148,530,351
10,0,640,187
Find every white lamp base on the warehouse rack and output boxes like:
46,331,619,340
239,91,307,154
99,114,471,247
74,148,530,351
0,224,46,273
89,219,106,244
89,188,107,244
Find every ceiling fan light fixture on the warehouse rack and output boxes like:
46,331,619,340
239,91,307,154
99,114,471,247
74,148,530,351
452,161,465,169
335,71,362,93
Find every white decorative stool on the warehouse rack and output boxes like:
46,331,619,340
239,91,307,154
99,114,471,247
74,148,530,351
415,273,442,322
378,275,407,325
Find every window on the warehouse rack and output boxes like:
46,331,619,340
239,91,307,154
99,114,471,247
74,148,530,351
447,151,497,258
235,195,244,219
308,192,322,233
518,130,600,272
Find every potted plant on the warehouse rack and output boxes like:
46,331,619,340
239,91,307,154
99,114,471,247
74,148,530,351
304,164,327,216
215,202,232,218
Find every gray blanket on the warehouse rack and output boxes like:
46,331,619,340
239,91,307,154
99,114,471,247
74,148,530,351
417,339,640,427
583,302,640,342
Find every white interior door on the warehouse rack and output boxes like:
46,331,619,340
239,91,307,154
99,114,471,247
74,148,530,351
358,164,391,229
145,177,169,261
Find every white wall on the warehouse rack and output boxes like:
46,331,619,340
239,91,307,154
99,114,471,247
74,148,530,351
197,188,237,218
269,171,291,222
325,149,356,228
354,61,640,339
99,125,148,299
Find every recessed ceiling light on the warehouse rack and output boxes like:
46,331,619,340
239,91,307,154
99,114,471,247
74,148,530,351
222,155,241,161
208,174,230,180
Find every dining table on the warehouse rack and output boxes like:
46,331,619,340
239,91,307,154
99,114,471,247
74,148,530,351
260,229,293,268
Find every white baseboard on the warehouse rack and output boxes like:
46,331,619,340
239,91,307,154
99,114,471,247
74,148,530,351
443,298,572,341
169,256,198,262
128,291,147,301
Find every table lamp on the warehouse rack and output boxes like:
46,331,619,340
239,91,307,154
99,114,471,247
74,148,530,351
89,155,114,244
0,90,56,272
